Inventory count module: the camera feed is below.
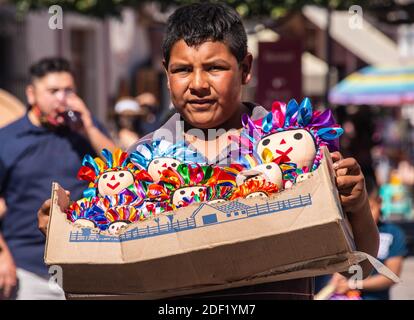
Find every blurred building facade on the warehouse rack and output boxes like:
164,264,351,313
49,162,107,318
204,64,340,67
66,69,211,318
0,4,405,123
0,4,171,126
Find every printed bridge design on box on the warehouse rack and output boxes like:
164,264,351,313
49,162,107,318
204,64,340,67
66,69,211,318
69,193,312,243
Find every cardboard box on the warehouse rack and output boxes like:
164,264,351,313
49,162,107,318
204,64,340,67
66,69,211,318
45,148,367,299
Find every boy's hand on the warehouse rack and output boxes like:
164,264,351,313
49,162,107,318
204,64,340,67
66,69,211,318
330,273,351,295
37,191,70,236
0,248,17,299
331,152,367,215
38,199,52,236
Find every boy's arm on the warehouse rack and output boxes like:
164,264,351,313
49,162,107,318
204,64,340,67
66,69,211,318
361,256,404,291
331,152,379,279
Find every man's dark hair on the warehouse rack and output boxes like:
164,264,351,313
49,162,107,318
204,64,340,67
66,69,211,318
29,57,72,81
162,2,248,67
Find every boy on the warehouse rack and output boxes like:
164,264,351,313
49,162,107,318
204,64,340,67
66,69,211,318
38,2,379,299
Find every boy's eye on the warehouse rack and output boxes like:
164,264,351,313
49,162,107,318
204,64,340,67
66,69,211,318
208,66,225,72
172,67,191,74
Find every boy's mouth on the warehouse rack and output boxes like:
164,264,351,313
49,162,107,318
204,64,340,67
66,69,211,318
188,99,216,109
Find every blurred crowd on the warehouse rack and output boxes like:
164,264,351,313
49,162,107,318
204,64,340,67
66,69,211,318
337,105,414,222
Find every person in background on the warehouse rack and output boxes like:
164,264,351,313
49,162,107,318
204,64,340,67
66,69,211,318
0,57,114,300
379,170,413,220
114,93,160,150
135,92,162,136
330,178,408,300
114,96,146,150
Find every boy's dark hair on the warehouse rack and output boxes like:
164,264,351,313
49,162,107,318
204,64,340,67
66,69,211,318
162,2,247,67
29,57,72,81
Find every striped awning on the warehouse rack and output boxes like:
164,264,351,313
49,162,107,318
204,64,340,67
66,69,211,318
329,65,414,106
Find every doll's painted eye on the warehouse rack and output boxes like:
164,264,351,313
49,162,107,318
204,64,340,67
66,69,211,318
294,133,303,140
154,160,159,164
180,190,186,195
262,138,270,146
102,174,108,179
266,165,272,170
171,163,177,167
119,173,125,177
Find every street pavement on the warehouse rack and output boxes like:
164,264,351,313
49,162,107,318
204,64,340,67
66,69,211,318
391,257,414,300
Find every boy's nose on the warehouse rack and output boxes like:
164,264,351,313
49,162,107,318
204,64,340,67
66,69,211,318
189,70,209,92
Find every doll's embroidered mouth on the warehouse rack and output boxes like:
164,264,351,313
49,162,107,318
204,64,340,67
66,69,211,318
107,182,121,190
274,147,293,163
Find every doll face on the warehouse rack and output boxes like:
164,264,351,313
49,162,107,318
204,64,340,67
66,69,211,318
108,221,130,235
296,172,314,183
97,170,134,196
172,186,206,207
256,129,317,169
246,191,268,199
148,157,182,181
244,162,283,188
74,218,96,229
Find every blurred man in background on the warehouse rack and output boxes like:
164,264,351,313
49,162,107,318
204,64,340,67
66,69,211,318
0,57,114,299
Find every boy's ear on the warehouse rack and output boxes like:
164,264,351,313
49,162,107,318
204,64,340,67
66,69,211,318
162,60,171,90
241,53,253,85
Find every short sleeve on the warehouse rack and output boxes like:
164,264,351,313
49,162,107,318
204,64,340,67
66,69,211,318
388,226,409,259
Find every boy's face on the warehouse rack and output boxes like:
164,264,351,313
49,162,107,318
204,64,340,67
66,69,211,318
165,40,251,129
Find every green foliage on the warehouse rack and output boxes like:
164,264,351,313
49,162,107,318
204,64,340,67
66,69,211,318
11,0,414,24
9,0,369,19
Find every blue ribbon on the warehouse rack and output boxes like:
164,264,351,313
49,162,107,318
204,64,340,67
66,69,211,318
262,112,274,133
317,127,344,140
297,97,313,126
101,149,113,168
82,154,100,176
285,99,299,127
83,188,97,198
